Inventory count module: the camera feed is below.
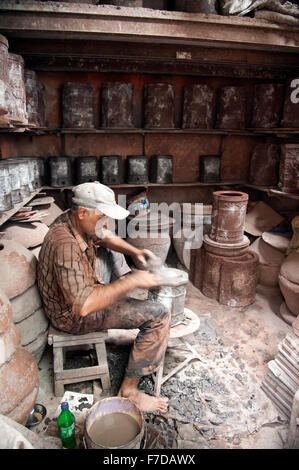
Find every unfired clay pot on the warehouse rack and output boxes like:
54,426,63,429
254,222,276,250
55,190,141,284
279,252,299,316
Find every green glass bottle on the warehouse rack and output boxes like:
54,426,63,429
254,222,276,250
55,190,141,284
57,402,76,449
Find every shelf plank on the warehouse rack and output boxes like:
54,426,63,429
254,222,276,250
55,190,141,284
269,189,299,201
43,181,245,190
3,126,298,136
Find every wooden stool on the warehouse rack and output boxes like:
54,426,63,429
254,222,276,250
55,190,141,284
48,326,111,397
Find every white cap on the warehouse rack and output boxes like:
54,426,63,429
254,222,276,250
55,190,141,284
72,181,129,220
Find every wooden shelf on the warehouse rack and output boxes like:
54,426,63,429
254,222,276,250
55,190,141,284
269,189,299,201
0,189,43,227
43,181,244,191
1,126,299,136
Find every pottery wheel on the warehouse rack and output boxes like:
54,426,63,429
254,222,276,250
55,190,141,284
169,308,200,339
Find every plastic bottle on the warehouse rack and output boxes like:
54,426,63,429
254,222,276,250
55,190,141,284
57,401,76,449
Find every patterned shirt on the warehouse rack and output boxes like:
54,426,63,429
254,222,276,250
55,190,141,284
37,210,102,332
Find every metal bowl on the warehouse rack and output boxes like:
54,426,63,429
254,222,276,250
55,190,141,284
26,403,47,427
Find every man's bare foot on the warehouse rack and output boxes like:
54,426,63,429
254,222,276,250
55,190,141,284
119,388,168,413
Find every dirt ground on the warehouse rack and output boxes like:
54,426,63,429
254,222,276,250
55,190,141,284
31,266,296,450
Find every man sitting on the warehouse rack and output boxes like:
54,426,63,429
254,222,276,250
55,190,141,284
37,181,170,413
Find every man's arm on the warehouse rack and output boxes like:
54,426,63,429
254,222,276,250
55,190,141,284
99,231,158,267
80,270,160,317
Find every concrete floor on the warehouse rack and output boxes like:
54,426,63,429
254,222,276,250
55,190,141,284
30,266,296,449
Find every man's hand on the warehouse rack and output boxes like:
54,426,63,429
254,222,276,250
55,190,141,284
129,270,161,289
132,249,161,269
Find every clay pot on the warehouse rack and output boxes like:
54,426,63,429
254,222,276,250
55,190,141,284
199,249,259,307
199,155,221,183
127,213,174,265
216,86,246,129
101,82,134,128
126,155,148,184
12,158,31,198
250,237,285,287
182,84,214,129
6,53,27,124
144,83,175,129
279,144,299,194
75,156,99,184
0,289,38,425
62,82,95,128
249,143,280,187
172,228,195,269
150,155,172,184
279,252,299,316
24,70,40,126
251,83,284,129
48,156,73,187
279,275,299,316
282,79,299,128
0,162,13,212
101,155,124,185
210,190,248,244
0,34,9,116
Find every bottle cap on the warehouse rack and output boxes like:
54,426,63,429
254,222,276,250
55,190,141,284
61,402,69,411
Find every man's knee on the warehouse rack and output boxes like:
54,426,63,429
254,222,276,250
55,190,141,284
146,300,170,322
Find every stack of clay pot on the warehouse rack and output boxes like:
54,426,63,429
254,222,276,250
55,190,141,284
0,289,39,424
0,239,49,363
190,191,259,307
278,216,299,325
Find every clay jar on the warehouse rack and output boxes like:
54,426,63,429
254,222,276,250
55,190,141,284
6,53,27,124
0,289,39,424
210,190,249,244
279,144,299,194
62,82,95,128
0,34,8,116
101,82,134,128
144,83,175,129
75,156,99,184
279,252,299,316
182,84,214,129
24,70,40,126
127,212,174,265
249,143,280,187
216,86,246,129
251,83,284,129
250,236,285,287
282,78,299,128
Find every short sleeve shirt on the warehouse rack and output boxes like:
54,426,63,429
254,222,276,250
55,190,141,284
37,210,102,332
